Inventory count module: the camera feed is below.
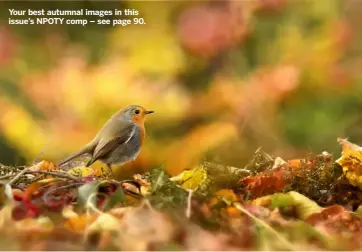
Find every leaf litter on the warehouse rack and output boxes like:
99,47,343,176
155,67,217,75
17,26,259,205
0,138,362,250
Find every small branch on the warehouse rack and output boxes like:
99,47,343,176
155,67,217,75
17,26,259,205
7,166,31,185
185,189,193,218
26,170,82,183
0,174,17,180
1,170,81,183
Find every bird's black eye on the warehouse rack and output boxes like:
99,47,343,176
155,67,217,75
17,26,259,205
134,109,140,114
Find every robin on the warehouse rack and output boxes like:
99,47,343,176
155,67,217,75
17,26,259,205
56,105,154,174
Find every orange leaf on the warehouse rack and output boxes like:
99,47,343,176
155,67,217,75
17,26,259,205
240,168,290,198
21,179,57,217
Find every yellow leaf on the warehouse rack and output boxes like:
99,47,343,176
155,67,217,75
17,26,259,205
170,165,208,190
336,138,362,189
67,165,111,178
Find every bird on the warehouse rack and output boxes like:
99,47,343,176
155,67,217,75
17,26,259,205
56,105,154,175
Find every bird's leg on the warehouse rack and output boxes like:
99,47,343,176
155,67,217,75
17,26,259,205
106,163,116,179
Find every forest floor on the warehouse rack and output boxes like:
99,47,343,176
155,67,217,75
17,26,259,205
0,138,361,250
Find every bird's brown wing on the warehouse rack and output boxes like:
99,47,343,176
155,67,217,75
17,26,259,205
86,121,136,167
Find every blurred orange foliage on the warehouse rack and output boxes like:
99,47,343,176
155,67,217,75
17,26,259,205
0,0,361,178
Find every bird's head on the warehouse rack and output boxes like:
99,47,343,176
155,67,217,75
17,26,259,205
122,105,154,124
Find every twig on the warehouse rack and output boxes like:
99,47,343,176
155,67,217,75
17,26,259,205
232,201,295,251
26,170,82,183
185,189,193,218
0,174,17,180
7,166,31,185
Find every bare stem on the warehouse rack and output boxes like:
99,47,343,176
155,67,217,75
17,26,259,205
26,170,82,183
7,166,31,185
0,174,17,180
186,189,193,218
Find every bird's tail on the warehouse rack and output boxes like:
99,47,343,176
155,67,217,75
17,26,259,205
56,144,94,167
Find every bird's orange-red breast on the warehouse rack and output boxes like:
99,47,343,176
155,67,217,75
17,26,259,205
56,105,154,170
129,106,149,145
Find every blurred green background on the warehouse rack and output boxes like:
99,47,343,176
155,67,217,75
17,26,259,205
0,0,361,177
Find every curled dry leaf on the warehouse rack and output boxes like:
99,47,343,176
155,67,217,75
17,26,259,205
121,181,142,198
249,191,322,220
288,191,322,220
132,174,151,196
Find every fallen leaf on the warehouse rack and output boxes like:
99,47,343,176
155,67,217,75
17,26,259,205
170,165,208,190
336,138,362,189
288,191,322,220
77,181,100,207
249,191,322,220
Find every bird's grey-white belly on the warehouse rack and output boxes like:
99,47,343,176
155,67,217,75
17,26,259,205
102,127,142,166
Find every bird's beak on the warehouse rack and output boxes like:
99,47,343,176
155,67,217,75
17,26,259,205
145,110,154,115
